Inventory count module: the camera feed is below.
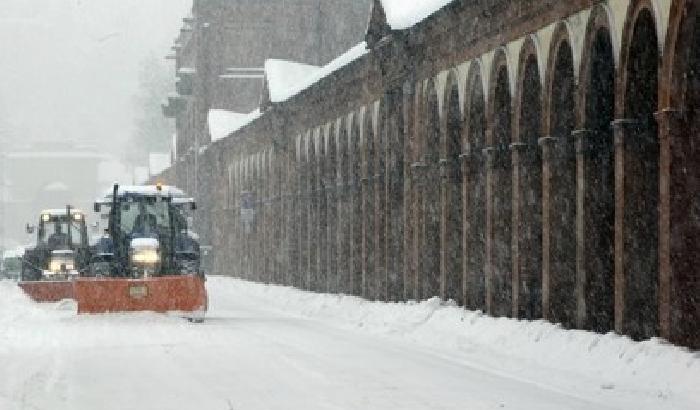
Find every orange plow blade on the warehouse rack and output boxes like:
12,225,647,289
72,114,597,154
74,275,207,316
19,281,75,302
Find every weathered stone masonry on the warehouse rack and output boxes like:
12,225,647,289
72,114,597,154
159,0,699,349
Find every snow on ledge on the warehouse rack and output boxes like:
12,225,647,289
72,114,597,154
265,60,320,103
208,109,262,142
381,0,454,30
268,42,369,103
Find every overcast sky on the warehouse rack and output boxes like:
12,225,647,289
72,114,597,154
0,0,190,155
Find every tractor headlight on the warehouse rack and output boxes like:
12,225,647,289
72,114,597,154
48,252,76,273
130,238,161,267
131,249,160,265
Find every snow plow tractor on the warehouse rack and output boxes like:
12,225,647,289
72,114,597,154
75,184,207,320
19,207,89,302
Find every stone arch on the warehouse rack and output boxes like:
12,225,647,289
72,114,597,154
442,70,464,305
543,22,577,328
464,60,487,311
423,77,442,300
659,0,699,349
615,0,661,341
513,36,543,320
486,48,513,317
575,6,617,333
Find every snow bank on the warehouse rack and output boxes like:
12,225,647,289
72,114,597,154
381,0,454,30
207,109,262,142
216,277,700,408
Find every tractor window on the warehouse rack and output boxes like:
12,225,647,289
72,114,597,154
118,197,171,237
39,219,84,247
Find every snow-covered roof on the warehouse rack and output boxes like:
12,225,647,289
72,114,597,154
264,60,320,103
207,109,262,142
177,67,196,75
380,0,454,30
98,185,187,201
267,42,368,103
2,248,24,259
148,153,171,176
43,182,69,192
41,208,86,216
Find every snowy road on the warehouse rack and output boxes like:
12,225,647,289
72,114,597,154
0,277,697,410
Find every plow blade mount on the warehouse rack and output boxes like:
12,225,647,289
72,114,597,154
74,275,207,316
19,281,75,302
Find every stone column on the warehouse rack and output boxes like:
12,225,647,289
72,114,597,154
459,150,470,307
656,108,697,347
573,128,597,328
410,162,427,300
611,118,638,335
538,136,556,320
509,141,527,318
483,141,495,315
438,157,449,300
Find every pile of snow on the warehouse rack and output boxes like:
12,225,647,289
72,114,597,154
381,0,454,30
265,60,320,103
218,277,700,408
207,109,262,142
268,42,368,103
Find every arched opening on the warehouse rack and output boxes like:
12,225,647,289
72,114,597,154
668,0,700,349
444,80,464,305
518,53,543,319
307,140,318,291
374,104,388,301
582,24,615,332
387,92,405,301
337,123,350,294
363,113,376,299
424,83,442,299
316,136,328,292
491,64,513,317
351,116,364,296
466,67,487,310
622,8,659,340
548,38,577,328
326,128,338,293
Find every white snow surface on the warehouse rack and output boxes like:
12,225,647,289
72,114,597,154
270,42,368,103
207,109,262,142
381,0,454,30
0,276,697,410
264,59,320,103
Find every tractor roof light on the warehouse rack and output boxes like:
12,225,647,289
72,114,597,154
73,213,83,221
41,214,51,222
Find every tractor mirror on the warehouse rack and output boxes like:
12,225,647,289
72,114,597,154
25,224,35,234
94,203,101,213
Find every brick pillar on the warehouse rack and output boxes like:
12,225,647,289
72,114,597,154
657,108,698,348
483,140,495,315
509,141,527,318
611,119,637,335
573,129,596,328
411,162,427,300
439,157,449,300
538,136,555,320
459,151,470,307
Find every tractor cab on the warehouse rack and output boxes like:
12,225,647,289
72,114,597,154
91,184,199,278
21,207,89,282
